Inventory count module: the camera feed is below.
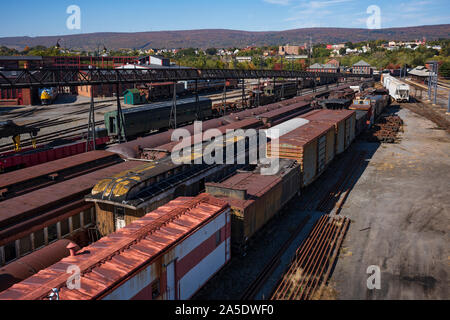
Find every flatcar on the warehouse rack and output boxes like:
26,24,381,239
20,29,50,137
0,129,110,173
104,97,213,140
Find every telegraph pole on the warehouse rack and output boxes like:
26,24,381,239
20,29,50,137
433,62,438,105
116,82,127,143
86,85,96,152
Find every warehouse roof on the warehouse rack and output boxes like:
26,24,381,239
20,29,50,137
353,60,371,67
0,194,229,300
308,63,338,70
408,66,431,77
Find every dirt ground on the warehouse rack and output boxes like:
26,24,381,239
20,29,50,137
331,105,450,300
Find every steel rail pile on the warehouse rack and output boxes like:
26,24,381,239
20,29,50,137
271,215,351,300
0,68,372,89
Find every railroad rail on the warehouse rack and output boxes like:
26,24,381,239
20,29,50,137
241,215,311,300
0,68,371,89
239,150,366,300
0,120,104,153
271,215,351,300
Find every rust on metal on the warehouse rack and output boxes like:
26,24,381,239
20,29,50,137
0,161,139,246
0,194,229,300
0,239,79,292
271,215,351,300
0,150,122,200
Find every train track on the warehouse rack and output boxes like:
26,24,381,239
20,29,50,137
240,215,311,300
405,79,449,100
0,120,105,153
0,82,342,154
271,215,351,300
269,152,366,300
239,150,366,300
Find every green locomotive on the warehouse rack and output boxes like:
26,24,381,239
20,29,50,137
104,97,213,140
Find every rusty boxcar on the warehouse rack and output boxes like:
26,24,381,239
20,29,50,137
205,159,301,252
0,194,231,300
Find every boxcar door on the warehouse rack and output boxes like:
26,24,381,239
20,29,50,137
318,135,327,174
166,260,176,300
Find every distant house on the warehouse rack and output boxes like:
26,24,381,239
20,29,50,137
326,59,340,68
236,56,252,62
284,55,308,60
352,60,373,75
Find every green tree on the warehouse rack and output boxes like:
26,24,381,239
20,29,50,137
205,48,217,55
439,62,450,78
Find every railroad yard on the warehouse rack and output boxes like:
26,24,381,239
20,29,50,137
0,88,247,151
332,104,449,300
0,65,448,302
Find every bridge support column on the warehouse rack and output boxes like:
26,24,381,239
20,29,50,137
116,83,127,143
86,85,96,152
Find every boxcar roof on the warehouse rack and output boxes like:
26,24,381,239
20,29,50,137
119,97,211,115
0,194,228,300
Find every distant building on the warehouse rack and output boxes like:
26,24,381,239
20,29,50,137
284,55,308,60
408,66,431,84
136,55,171,67
279,45,302,56
236,56,252,62
0,56,43,70
352,60,373,75
326,59,340,68
78,70,133,98
263,50,276,57
307,63,340,73
332,44,346,50
0,57,44,106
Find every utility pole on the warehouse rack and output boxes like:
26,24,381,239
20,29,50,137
86,85,96,152
222,79,227,116
242,78,246,108
427,67,432,101
115,82,127,143
433,62,438,105
309,36,313,67
195,79,200,120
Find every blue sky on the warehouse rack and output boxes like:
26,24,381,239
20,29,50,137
0,0,449,37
